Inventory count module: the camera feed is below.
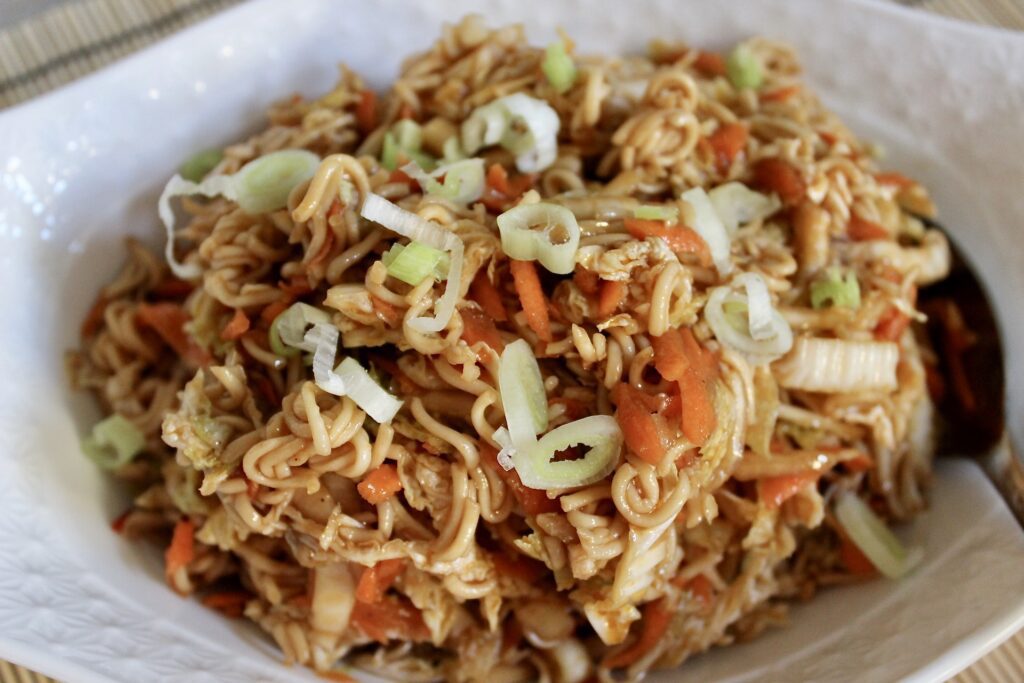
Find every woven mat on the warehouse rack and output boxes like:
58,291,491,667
1,0,1022,681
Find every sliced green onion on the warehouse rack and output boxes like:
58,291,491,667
499,339,549,450
168,465,207,515
360,192,464,333
496,202,580,274
382,121,436,172
810,268,861,309
681,187,732,275
382,241,450,285
834,490,923,579
232,149,322,214
633,205,679,222
81,414,145,470
179,148,223,183
401,158,485,205
305,323,346,395
726,43,763,90
462,94,561,173
542,41,577,94
708,182,779,235
442,136,466,163
705,273,793,364
513,415,622,490
270,302,331,357
336,357,403,423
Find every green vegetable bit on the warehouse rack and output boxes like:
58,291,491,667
542,41,577,94
810,268,861,309
726,44,763,90
179,148,223,183
382,241,450,285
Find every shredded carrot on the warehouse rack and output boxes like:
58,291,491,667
760,471,820,509
480,442,560,515
136,302,212,367
357,464,403,505
351,597,430,643
491,551,548,584
929,299,978,412
317,670,357,683
487,163,512,196
356,90,377,135
848,214,889,241
693,50,727,77
819,130,839,146
469,269,508,321
307,230,336,269
482,164,537,212
245,475,260,499
388,168,415,187
623,218,712,266
549,396,589,422
460,306,505,354
751,158,806,207
260,298,291,326
573,268,601,296
80,296,108,338
924,362,946,403
707,123,748,173
760,85,801,103
671,574,714,608
220,309,250,341
873,306,910,342
201,591,250,619
371,295,402,326
597,280,627,317
611,383,667,465
279,277,314,298
110,509,130,534
875,171,915,189
839,536,877,576
368,355,420,395
164,518,195,584
653,328,718,446
844,453,874,473
356,558,406,604
509,259,552,342
603,597,674,670
152,277,195,298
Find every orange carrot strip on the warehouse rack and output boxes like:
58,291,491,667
848,214,889,241
81,296,108,338
707,123,748,173
597,280,627,317
357,464,403,505
693,51,727,77
356,90,377,135
760,85,801,103
875,172,915,189
356,558,406,604
152,277,195,298
307,230,336,269
480,442,561,515
839,536,878,576
873,306,910,342
371,295,402,326
220,309,251,341
137,303,212,367
844,453,874,473
604,597,674,670
623,218,712,266
469,269,508,321
751,158,806,207
260,298,291,326
760,471,820,509
487,163,512,196
491,551,548,584
509,259,552,342
460,306,505,354
611,383,667,465
164,518,195,583
676,328,718,446
651,328,691,381
201,591,250,619
573,268,600,296
351,597,430,643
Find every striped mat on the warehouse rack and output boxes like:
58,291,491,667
0,0,1021,681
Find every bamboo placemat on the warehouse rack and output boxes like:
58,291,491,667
0,0,1022,681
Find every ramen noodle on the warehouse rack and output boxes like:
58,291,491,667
69,16,948,682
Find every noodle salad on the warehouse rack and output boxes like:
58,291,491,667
68,16,949,682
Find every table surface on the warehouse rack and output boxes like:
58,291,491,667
0,0,1021,681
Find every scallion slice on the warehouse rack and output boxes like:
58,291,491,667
81,414,145,470
382,241,450,285
401,158,485,205
513,415,622,490
270,302,331,356
810,268,861,309
726,43,763,90
335,357,403,424
496,202,580,274
498,339,549,450
382,121,436,171
179,148,223,183
461,94,561,173
708,181,779,235
834,491,923,579
704,272,793,364
542,41,577,94
633,205,679,222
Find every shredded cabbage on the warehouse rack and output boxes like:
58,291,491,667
681,187,732,275
774,337,898,393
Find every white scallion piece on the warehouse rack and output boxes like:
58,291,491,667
513,415,623,490
498,339,548,450
704,272,793,364
303,323,347,396
335,357,403,424
496,202,580,274
681,187,732,275
401,158,485,205
708,182,779,235
834,491,923,579
461,94,561,173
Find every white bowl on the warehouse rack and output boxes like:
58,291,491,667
0,1,1022,681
